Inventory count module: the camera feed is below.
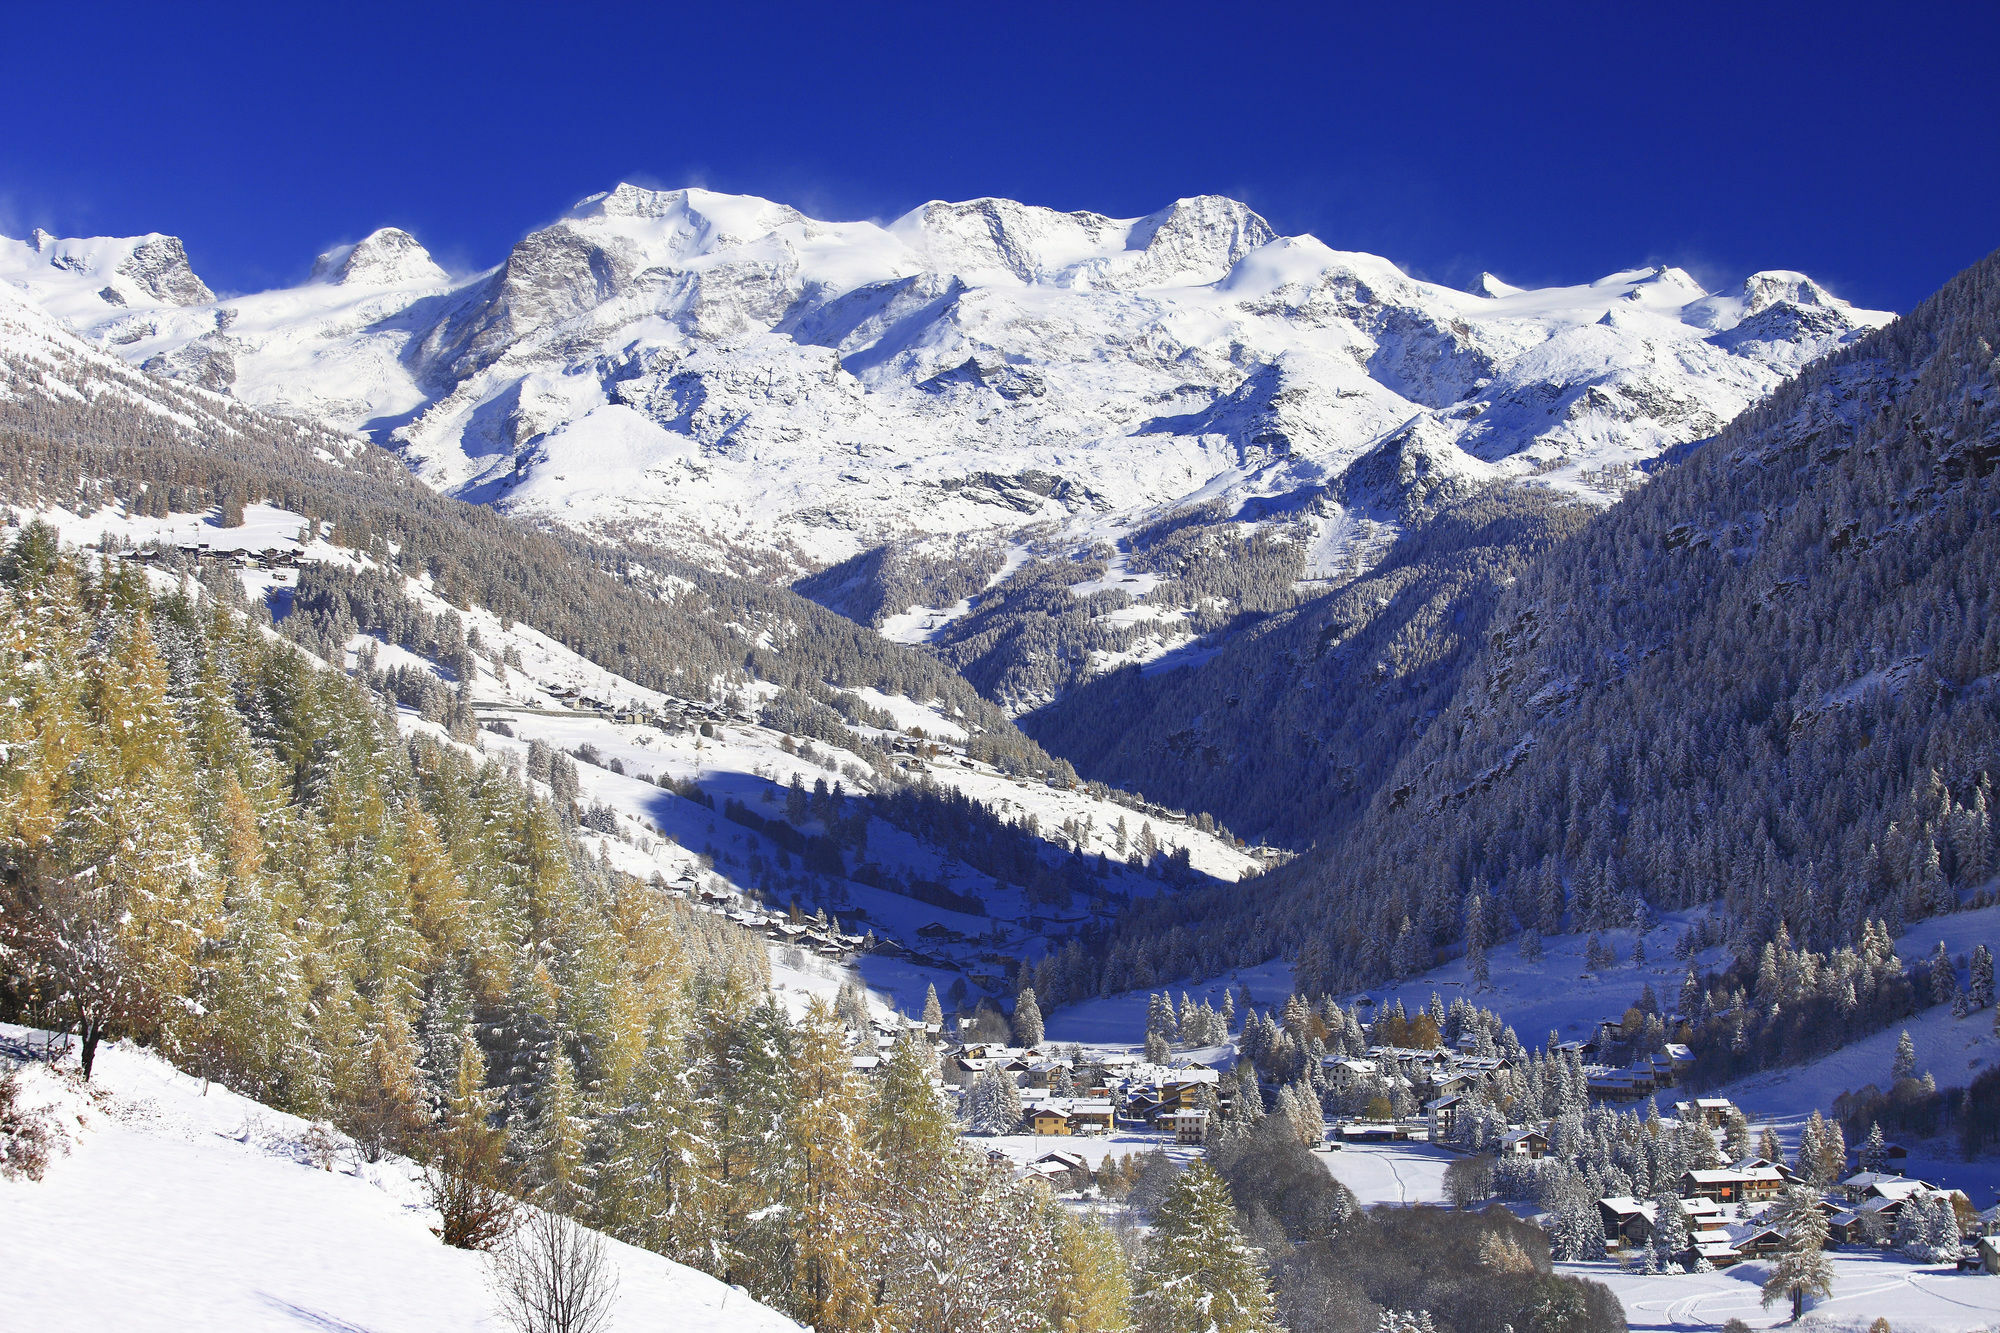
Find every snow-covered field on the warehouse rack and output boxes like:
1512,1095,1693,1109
0,1028,800,1333
975,1129,1199,1171
1564,1252,2000,1332
1042,958,1295,1043
1315,1141,1456,1206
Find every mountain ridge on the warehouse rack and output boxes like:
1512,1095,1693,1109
0,187,1888,596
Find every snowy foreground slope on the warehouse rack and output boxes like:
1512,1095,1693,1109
0,1028,800,1333
0,189,1890,588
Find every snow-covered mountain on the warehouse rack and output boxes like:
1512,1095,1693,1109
0,187,1890,584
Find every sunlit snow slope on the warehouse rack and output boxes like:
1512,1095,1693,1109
0,1028,802,1333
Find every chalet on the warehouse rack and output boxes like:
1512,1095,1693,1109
1729,1155,1796,1183
1024,1058,1074,1089
1674,1098,1739,1129
1839,1172,1933,1204
1680,1197,1727,1227
1721,1221,1788,1260
1433,1071,1485,1100
1030,1151,1091,1191
1029,1106,1074,1136
1068,1099,1115,1134
1978,1237,2000,1275
1336,1120,1407,1144
1585,1065,1657,1101
1598,1197,1655,1249
1499,1128,1550,1159
1679,1167,1786,1204
1424,1095,1464,1141
1691,1228,1742,1267
1122,1093,1162,1125
1828,1197,1904,1244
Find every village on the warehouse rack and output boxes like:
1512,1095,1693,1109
806,982,2000,1301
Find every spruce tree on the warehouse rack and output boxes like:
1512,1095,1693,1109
1761,1186,1835,1321
1013,987,1044,1048
1132,1161,1277,1333
1893,1029,1919,1083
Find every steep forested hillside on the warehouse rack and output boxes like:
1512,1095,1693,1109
1025,485,1590,845
1116,248,2000,991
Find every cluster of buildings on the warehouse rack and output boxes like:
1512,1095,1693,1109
661,872,866,961
1598,1146,1979,1269
944,1041,1231,1144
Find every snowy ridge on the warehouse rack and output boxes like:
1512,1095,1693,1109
1,189,1890,586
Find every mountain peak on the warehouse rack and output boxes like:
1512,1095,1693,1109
1740,269,1840,315
311,227,446,287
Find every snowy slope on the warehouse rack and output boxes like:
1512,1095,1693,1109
1,189,1890,591
0,1028,801,1333
12,500,1260,1017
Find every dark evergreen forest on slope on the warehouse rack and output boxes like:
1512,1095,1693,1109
1025,485,1589,846
1111,248,2000,993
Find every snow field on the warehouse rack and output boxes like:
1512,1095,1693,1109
1562,1251,2000,1332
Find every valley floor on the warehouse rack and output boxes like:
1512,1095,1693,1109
1562,1252,2000,1332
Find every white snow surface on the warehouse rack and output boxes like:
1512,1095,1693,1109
1561,1252,2000,1331
0,1027,801,1333
1,188,1891,583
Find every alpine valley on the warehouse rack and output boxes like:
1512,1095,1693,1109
5,178,2000,1333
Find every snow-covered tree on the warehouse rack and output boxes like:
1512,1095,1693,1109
963,1065,1024,1135
1762,1186,1835,1322
1893,1028,1919,1083
1013,988,1044,1049
1132,1160,1278,1333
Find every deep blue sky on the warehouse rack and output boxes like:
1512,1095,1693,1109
5,1,1994,312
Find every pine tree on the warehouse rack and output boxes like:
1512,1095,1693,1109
1762,1186,1835,1321
922,983,943,1029
1013,987,1044,1049
1893,1029,1919,1083
1132,1161,1278,1333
